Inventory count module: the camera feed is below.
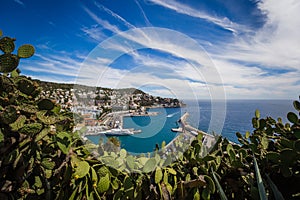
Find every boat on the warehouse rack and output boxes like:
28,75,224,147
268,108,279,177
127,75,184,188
133,129,142,134
171,127,183,132
167,112,179,118
99,128,135,136
190,130,198,136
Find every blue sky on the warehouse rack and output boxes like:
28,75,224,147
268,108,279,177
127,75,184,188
1,0,299,99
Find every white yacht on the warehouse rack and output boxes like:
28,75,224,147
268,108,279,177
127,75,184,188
99,128,134,136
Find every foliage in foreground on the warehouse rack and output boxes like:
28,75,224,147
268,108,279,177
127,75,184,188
1,30,300,200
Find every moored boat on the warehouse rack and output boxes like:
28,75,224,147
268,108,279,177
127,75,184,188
171,127,183,132
99,128,135,136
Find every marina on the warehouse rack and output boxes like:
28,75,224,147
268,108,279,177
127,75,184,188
83,106,218,153
78,109,158,137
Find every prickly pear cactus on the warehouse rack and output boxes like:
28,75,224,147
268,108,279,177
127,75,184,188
0,53,19,73
15,77,35,95
37,99,55,110
0,31,34,74
17,44,35,58
0,37,15,53
0,30,76,199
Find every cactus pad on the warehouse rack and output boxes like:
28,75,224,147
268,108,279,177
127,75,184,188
74,161,90,178
119,148,127,158
41,158,56,170
97,166,110,178
38,99,55,110
9,115,26,131
0,54,20,73
0,105,18,124
37,111,57,125
143,157,157,173
204,175,215,193
20,123,43,135
18,104,38,115
0,37,15,53
16,78,35,95
17,44,35,58
97,174,110,193
293,100,300,112
0,75,14,93
287,112,298,124
155,167,163,184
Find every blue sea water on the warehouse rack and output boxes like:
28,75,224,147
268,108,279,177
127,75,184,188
188,100,294,142
86,99,295,154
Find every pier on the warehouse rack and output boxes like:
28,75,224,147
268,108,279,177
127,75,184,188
164,112,218,152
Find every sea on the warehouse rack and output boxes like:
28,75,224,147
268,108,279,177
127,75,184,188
86,99,295,154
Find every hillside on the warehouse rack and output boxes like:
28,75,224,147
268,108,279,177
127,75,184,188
35,79,145,94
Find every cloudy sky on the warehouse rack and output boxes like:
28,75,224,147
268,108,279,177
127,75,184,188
1,0,299,99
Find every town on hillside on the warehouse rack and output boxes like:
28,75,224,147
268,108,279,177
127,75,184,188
38,81,185,134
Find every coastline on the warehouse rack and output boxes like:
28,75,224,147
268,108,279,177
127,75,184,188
176,112,217,149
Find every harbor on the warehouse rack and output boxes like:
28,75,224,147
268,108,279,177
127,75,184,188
80,109,158,137
81,106,218,154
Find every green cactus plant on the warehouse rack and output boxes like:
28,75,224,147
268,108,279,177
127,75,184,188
0,75,15,93
74,161,90,178
19,123,43,135
143,157,157,173
97,173,110,193
0,31,34,75
0,53,20,73
17,44,35,58
37,99,55,110
0,37,15,53
9,115,26,131
37,110,57,124
287,112,298,124
15,77,35,95
0,105,18,124
293,100,300,112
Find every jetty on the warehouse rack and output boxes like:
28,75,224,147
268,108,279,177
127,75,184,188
165,112,218,152
181,112,217,148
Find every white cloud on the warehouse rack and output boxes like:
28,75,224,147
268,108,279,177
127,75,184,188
21,51,82,82
134,0,152,26
81,25,106,42
28,0,300,100
82,7,122,34
147,0,249,34
94,2,136,29
88,8,300,100
212,59,299,99
216,0,300,67
75,27,225,100
14,0,24,6
207,0,300,98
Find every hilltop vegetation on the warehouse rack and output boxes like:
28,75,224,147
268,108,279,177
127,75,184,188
36,79,145,95
36,79,182,111
1,31,300,199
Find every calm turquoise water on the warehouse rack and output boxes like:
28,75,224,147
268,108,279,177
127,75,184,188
87,107,183,154
86,100,295,153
